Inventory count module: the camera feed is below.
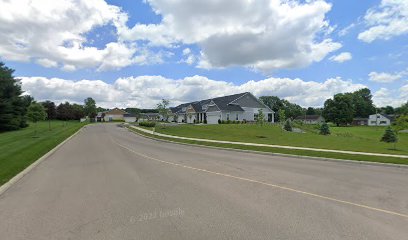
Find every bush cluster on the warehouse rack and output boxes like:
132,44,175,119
139,121,156,127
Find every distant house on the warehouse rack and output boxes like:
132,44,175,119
96,108,128,122
295,115,324,124
368,114,394,126
171,92,274,124
139,113,161,122
352,118,368,126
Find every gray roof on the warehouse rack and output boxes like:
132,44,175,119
172,92,249,113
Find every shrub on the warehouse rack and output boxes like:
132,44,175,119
227,120,231,124
381,126,398,149
232,120,236,124
319,122,330,135
218,119,221,124
139,121,156,127
284,119,293,132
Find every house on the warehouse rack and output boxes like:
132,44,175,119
139,113,161,122
103,108,128,122
171,92,274,124
352,117,368,126
368,114,392,126
295,115,324,124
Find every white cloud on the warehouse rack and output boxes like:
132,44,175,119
373,87,408,107
122,0,341,72
329,52,352,63
358,0,408,43
368,70,407,83
0,0,155,71
20,75,366,108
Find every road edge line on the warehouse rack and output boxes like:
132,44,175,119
0,126,85,196
127,127,408,169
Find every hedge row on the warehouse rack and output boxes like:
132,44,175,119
139,121,156,127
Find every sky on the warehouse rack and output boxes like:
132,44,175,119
0,0,407,108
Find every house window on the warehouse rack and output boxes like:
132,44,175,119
380,121,387,124
371,121,376,124
202,104,208,111
227,113,230,120
182,107,186,111
254,113,259,120
236,114,239,120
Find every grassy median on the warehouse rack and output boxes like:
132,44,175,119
129,126,408,165
0,121,86,186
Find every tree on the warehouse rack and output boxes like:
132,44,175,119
306,107,316,115
395,101,408,115
394,115,408,132
41,101,57,120
284,119,293,132
0,62,32,132
381,126,398,150
323,93,354,126
278,109,286,123
27,102,47,136
319,122,330,135
351,88,375,118
260,96,304,121
156,99,170,122
256,108,265,126
84,97,97,118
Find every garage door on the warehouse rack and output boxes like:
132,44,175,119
207,114,220,124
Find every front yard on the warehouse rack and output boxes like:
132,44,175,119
0,121,86,186
153,124,408,156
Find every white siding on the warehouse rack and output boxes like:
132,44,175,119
242,107,272,121
368,114,390,126
124,117,136,123
207,112,221,124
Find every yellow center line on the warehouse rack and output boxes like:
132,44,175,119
114,140,408,219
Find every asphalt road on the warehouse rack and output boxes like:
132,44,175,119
0,123,407,240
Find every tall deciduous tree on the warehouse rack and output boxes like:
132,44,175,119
323,93,354,126
0,62,32,132
352,88,375,118
84,97,97,118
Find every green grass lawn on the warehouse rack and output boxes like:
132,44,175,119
152,124,408,156
0,121,86,186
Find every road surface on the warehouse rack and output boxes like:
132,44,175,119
0,123,407,240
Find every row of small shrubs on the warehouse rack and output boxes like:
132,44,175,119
193,119,207,124
218,119,247,124
138,121,156,127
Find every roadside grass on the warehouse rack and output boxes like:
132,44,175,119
0,121,86,186
147,123,408,155
127,127,408,165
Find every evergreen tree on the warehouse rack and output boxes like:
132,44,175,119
284,119,293,132
0,62,31,132
381,127,398,150
319,122,330,135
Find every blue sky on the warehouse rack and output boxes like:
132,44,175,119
0,0,407,108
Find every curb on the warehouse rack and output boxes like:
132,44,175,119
128,127,408,169
0,126,85,196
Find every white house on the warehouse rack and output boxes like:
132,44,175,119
368,114,391,126
295,115,325,124
171,92,274,124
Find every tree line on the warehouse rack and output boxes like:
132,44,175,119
260,88,408,126
0,62,99,132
